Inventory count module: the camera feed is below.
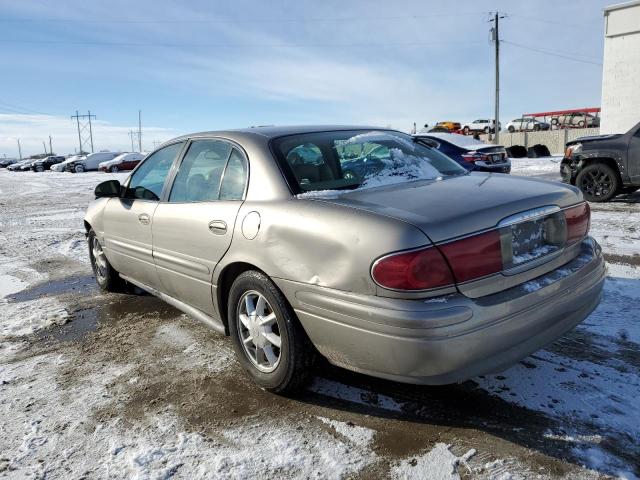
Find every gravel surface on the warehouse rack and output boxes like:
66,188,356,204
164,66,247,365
0,166,638,479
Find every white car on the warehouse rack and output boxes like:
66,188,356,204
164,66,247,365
98,152,146,173
462,119,499,134
66,152,120,173
52,155,85,172
505,118,551,133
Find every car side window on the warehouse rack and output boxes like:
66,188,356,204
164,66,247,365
169,140,232,202
219,149,248,201
125,142,184,201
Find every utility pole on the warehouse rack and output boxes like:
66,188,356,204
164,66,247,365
490,12,505,144
71,110,97,154
128,130,139,152
42,141,47,155
17,138,22,160
138,110,142,152
49,135,53,155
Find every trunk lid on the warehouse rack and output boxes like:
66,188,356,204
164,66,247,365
316,173,582,243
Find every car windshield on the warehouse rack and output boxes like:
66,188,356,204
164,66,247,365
271,129,467,194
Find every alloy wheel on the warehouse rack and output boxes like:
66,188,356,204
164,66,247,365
237,290,282,373
580,169,612,198
91,237,108,282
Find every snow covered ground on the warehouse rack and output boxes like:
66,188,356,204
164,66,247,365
0,166,638,479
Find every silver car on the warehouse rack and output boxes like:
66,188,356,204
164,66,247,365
85,126,605,393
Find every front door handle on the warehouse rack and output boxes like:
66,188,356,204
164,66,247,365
208,220,227,235
138,213,151,225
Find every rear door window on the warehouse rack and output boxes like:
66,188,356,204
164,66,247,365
169,140,232,202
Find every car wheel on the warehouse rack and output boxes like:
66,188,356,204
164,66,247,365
463,126,470,134
74,164,85,173
575,163,620,202
507,126,515,133
228,270,315,393
88,229,125,292
533,124,541,131
483,126,490,134
110,165,119,173
577,120,586,128
36,165,44,172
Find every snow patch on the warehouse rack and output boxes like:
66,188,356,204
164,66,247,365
317,416,376,448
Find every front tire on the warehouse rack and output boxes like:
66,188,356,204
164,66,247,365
88,229,125,292
110,165,119,173
575,163,619,202
508,125,515,133
75,164,85,173
36,165,44,172
228,270,315,393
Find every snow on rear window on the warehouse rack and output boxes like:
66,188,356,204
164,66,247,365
419,133,486,148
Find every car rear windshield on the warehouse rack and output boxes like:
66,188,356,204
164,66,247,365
271,130,467,194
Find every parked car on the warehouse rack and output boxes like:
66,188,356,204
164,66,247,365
505,118,550,133
52,155,84,172
99,152,146,172
0,158,18,168
17,160,37,171
462,119,500,134
413,132,511,173
67,152,120,173
433,121,461,132
561,120,640,202
7,159,33,171
552,112,600,129
31,155,65,172
85,126,603,393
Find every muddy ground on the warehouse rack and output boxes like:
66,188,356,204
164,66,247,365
0,166,638,479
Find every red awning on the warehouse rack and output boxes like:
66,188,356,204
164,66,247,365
523,108,600,117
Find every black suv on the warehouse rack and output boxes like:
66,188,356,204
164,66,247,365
561,120,640,202
31,155,65,172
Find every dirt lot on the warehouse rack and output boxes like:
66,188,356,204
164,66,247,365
0,161,639,479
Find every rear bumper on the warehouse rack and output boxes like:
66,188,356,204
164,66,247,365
274,237,605,385
474,159,511,173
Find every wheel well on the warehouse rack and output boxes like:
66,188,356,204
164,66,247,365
83,221,91,233
216,262,265,335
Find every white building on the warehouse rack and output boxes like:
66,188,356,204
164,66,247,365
600,1,640,134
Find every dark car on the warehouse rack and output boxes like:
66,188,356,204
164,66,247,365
0,158,19,168
31,155,65,172
561,120,640,202
413,132,511,173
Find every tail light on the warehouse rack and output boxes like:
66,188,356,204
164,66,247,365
565,202,590,245
439,230,503,283
372,247,454,290
461,152,489,163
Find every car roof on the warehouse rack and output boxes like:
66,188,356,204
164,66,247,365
168,125,391,145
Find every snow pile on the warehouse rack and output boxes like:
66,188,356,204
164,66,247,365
390,443,466,480
509,156,562,174
317,416,376,448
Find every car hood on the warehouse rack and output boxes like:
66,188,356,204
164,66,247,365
308,173,582,242
566,133,622,146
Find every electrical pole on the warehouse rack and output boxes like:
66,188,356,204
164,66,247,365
128,130,138,152
17,138,22,160
87,110,94,152
138,110,142,152
42,141,47,155
71,110,97,154
490,12,504,144
49,135,53,155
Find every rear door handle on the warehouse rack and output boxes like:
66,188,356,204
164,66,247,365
138,213,151,225
208,220,227,235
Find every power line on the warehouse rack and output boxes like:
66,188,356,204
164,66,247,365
508,13,600,31
0,99,52,116
0,12,488,25
503,40,602,66
0,38,481,49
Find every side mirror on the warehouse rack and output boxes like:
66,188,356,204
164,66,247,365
95,180,121,198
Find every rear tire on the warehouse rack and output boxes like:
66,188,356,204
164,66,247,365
483,126,490,134
36,165,44,172
463,126,470,134
228,270,315,393
88,229,125,292
507,126,515,133
75,164,85,173
575,163,619,202
110,165,119,173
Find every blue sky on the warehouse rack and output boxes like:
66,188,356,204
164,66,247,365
0,0,610,156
